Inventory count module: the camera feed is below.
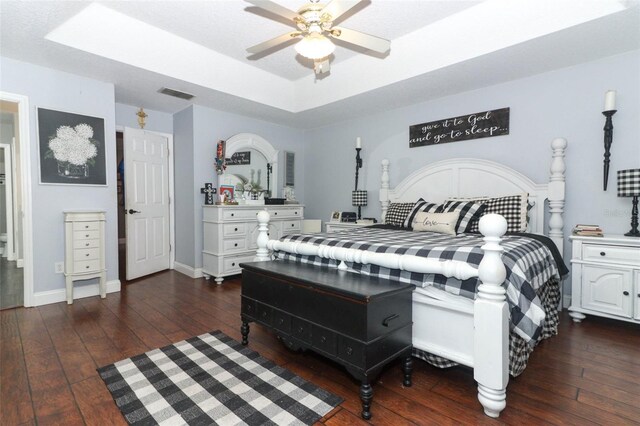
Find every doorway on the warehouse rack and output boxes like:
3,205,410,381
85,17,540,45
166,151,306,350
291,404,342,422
0,95,33,309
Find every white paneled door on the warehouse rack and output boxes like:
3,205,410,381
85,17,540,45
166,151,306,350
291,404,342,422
124,128,170,280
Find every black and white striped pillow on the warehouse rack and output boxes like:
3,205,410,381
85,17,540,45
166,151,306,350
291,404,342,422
404,198,442,229
441,200,487,234
384,202,416,227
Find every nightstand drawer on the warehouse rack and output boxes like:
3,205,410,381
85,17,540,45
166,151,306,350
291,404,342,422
281,220,301,233
72,221,100,231
583,244,640,265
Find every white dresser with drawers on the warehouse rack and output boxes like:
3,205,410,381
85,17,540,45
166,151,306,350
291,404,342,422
202,204,304,284
64,210,106,304
569,234,640,324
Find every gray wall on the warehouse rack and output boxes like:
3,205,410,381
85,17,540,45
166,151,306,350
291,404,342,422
171,104,306,269
115,103,173,134
173,106,195,266
303,50,640,260
0,56,118,293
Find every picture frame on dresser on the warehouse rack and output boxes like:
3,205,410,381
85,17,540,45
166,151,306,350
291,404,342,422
37,107,107,186
330,211,341,222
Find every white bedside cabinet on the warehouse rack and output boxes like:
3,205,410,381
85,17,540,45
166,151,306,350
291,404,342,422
569,235,640,323
325,222,370,233
64,211,107,304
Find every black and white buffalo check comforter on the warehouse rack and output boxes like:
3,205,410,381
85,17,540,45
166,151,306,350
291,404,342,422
274,227,562,344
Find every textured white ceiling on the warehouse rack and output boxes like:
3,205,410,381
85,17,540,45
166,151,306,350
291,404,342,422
0,0,639,128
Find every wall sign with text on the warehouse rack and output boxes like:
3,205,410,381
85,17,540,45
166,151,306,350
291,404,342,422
409,108,510,148
225,151,251,165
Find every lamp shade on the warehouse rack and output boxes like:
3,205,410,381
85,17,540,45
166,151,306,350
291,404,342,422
617,169,640,197
352,190,368,207
295,33,335,59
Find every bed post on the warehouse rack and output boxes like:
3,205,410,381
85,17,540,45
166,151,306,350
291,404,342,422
255,210,271,261
380,159,390,223
475,213,508,418
548,138,567,255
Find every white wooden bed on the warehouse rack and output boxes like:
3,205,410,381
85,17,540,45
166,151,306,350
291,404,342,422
253,137,567,417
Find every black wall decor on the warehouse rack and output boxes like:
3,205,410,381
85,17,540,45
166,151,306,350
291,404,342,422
409,108,510,148
225,151,251,165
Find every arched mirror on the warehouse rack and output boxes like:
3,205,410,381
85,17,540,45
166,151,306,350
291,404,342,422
221,133,279,202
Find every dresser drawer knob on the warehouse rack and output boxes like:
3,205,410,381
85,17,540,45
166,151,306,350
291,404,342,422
86,234,89,237
234,227,238,231
291,224,294,227
295,211,298,215
278,318,284,325
234,243,238,247
231,213,235,217
85,265,90,269
232,262,236,267
320,336,326,343
623,291,629,296
85,243,89,247
86,254,89,257
346,347,353,356
85,225,89,229
600,252,606,256
274,212,277,215
262,311,267,317
297,326,304,333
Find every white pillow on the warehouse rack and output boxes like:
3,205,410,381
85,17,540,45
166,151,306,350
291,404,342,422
412,211,460,235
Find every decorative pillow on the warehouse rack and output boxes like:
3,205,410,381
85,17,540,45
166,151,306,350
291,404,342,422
384,202,415,227
440,200,487,234
412,211,459,235
467,193,529,233
403,198,442,229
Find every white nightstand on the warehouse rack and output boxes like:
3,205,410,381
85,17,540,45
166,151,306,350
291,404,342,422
325,222,370,233
569,234,640,324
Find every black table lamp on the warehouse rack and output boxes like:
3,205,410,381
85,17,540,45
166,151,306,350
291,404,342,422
617,168,640,237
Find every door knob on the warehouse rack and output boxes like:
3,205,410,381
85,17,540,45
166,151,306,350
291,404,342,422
128,209,141,214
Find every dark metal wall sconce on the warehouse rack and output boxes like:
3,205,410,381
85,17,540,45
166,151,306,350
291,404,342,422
602,90,617,190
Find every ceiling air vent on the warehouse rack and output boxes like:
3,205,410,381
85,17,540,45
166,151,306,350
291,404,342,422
158,87,195,100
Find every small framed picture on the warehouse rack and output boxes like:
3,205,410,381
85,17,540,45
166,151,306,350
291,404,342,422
330,211,342,222
219,185,235,201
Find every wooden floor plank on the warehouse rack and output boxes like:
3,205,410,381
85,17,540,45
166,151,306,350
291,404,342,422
3,271,640,426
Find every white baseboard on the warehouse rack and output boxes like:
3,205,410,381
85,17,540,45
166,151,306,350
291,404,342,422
173,261,203,279
17,258,23,268
33,279,121,306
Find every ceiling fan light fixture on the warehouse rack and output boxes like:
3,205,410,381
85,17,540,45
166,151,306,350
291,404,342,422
295,33,335,59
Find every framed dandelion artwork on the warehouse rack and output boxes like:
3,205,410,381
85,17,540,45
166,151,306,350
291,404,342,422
37,108,107,185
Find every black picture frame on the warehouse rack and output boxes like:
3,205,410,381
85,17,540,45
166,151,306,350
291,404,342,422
37,107,107,185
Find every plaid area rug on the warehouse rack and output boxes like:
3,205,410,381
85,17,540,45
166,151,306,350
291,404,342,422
98,330,342,425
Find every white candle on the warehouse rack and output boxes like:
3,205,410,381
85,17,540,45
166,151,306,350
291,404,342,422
604,90,616,111
356,137,362,149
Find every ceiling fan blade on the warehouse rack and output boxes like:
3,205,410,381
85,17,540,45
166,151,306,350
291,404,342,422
321,0,362,22
330,27,390,53
247,31,301,54
244,0,300,21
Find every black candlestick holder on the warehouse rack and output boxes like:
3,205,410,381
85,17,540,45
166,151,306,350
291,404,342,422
626,195,639,237
602,110,617,191
355,148,363,190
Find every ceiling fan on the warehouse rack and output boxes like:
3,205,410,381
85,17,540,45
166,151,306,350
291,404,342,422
245,0,391,74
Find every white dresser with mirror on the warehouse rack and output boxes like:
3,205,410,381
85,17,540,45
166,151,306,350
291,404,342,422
202,133,302,284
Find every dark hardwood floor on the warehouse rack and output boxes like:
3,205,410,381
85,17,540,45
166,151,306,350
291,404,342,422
1,270,639,425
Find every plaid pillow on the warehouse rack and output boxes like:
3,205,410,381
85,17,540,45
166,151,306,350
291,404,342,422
441,200,487,234
467,193,529,233
404,198,442,229
384,202,415,227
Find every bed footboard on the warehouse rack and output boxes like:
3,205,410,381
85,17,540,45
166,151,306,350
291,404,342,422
254,210,510,417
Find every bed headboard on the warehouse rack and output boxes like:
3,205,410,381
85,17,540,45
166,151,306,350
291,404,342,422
380,138,567,253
